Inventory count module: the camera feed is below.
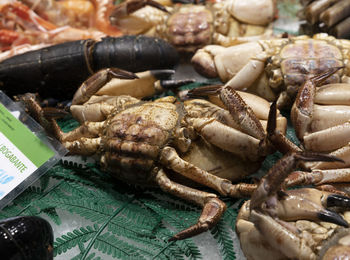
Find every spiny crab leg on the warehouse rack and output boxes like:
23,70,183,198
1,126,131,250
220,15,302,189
187,85,275,161
157,147,257,240
291,66,344,140
286,168,350,187
19,93,104,155
160,147,257,198
305,144,350,170
155,169,226,241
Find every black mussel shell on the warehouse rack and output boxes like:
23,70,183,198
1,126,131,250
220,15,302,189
0,216,53,260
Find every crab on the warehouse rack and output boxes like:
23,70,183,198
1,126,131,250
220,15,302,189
191,33,350,109
299,0,350,39
261,66,350,196
108,0,277,51
20,67,288,241
236,150,350,260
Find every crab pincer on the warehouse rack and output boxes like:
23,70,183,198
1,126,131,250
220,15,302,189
249,151,345,212
72,68,194,106
187,84,285,161
291,66,345,141
236,151,350,260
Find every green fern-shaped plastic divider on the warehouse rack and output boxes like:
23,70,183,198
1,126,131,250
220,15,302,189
0,186,42,218
210,220,235,260
38,197,120,224
142,189,239,259
106,213,161,239
93,232,150,259
54,224,98,256
141,195,202,259
221,197,240,229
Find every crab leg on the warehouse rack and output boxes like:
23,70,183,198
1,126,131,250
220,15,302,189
286,168,350,187
160,147,257,197
190,117,262,161
155,169,225,241
304,122,350,152
291,66,344,140
72,68,138,105
267,101,302,154
304,144,350,170
72,69,192,106
315,83,350,105
224,53,267,91
19,92,104,155
109,0,168,25
251,209,317,260
309,105,350,132
273,188,349,226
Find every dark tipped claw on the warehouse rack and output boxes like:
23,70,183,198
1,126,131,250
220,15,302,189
295,152,345,164
327,194,350,209
311,66,344,86
267,100,277,137
160,79,195,89
109,68,139,80
168,223,209,242
43,107,69,119
317,209,349,227
150,69,175,79
267,100,302,154
146,0,169,13
186,84,223,98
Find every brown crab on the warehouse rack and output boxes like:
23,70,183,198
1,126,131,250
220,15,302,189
108,0,277,52
236,150,350,260
262,66,350,197
191,33,350,108
21,67,287,241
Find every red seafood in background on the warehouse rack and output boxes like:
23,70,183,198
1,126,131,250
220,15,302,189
0,0,122,61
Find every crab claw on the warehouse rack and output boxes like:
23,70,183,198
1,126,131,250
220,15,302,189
72,68,138,105
327,193,350,209
19,93,59,135
275,188,349,228
150,69,175,79
186,84,223,98
168,197,226,241
291,66,344,140
267,100,302,154
250,152,344,211
188,85,266,140
110,0,169,26
42,107,69,119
